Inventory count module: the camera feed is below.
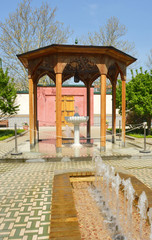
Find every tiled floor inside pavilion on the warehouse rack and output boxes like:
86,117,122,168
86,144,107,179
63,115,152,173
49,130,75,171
14,126,152,160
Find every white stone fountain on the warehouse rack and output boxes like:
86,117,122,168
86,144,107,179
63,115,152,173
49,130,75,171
65,116,89,147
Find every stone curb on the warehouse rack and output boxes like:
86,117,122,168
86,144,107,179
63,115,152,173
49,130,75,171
4,130,29,142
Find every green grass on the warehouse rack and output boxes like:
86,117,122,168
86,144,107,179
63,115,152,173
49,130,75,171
126,133,152,138
107,128,152,138
0,129,25,141
107,128,120,133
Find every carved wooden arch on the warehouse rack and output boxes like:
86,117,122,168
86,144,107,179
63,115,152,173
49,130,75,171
105,57,127,83
35,71,56,85
108,59,126,77
89,73,101,87
89,56,118,86
31,55,56,83
107,64,119,84
62,55,101,86
28,59,43,79
89,57,127,87
115,62,126,81
61,55,101,71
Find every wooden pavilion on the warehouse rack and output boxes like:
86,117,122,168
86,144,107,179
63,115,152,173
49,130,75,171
17,44,136,152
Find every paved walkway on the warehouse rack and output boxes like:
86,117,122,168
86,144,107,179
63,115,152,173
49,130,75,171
0,161,93,240
1,158,152,239
0,132,29,158
0,128,152,239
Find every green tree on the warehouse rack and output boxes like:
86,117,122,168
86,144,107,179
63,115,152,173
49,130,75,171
116,79,122,111
0,67,19,118
116,68,152,134
80,16,135,55
0,0,71,90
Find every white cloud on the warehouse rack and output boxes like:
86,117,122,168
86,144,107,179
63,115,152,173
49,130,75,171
88,3,98,16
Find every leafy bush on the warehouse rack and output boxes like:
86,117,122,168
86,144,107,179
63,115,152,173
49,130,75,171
108,127,152,137
0,129,24,140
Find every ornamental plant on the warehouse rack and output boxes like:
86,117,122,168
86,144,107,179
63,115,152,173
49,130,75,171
116,67,152,135
0,67,19,118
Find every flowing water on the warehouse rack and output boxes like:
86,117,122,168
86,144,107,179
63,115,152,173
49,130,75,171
72,156,151,239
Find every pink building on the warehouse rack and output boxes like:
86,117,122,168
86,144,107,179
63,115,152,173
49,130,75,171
37,86,94,127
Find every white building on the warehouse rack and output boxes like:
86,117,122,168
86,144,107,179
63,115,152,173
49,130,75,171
8,92,121,128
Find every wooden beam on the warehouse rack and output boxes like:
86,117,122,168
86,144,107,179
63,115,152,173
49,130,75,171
100,74,106,151
112,80,116,143
34,82,37,143
29,76,34,146
87,84,91,143
122,78,126,146
56,73,62,150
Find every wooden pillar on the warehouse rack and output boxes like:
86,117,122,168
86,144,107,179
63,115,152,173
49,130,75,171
34,82,37,143
29,76,34,146
100,74,106,151
122,77,126,146
56,73,62,151
112,80,116,143
87,84,91,143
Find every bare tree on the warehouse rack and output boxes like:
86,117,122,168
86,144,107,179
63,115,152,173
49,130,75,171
146,49,152,69
80,16,136,89
38,75,55,86
0,0,72,90
80,16,135,55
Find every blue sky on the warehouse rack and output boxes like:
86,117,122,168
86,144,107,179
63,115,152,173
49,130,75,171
1,0,152,77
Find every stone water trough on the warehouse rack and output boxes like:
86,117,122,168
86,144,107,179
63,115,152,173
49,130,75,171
50,168,152,240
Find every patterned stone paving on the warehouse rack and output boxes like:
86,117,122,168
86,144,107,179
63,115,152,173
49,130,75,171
0,133,29,158
1,158,152,239
1,128,152,239
0,161,93,239
107,158,152,190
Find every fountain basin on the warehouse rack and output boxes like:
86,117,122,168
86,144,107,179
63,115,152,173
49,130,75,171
50,170,152,240
65,116,89,147
65,116,89,125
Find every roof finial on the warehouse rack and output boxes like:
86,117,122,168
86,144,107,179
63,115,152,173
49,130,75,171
75,38,78,44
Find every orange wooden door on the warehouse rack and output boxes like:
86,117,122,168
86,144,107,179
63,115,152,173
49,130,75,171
61,96,74,126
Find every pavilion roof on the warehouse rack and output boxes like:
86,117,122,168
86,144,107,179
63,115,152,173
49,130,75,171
17,44,137,68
